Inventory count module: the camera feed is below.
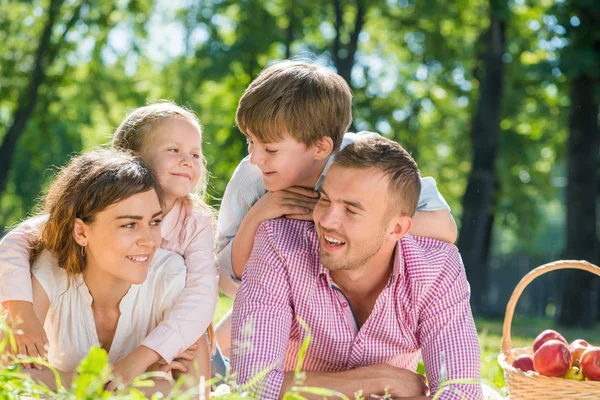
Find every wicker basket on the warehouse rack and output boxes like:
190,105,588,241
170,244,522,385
497,260,600,399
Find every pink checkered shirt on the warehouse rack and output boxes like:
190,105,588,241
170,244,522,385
231,219,482,400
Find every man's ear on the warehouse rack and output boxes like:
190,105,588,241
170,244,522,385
389,215,412,241
73,218,89,247
312,137,334,161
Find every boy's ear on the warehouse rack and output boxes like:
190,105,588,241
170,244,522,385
73,218,89,247
312,137,334,160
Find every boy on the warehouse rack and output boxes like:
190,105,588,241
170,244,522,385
215,60,457,354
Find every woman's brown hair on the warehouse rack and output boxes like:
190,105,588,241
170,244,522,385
30,149,163,280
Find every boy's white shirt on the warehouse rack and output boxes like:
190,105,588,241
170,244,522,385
215,131,451,283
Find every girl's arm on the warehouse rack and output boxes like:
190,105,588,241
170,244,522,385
141,217,218,363
0,216,46,305
0,216,49,367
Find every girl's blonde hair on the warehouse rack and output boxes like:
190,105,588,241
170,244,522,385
111,102,210,207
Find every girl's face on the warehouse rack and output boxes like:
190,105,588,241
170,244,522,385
140,118,203,207
79,189,163,285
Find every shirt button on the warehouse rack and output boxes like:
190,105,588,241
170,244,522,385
342,302,348,307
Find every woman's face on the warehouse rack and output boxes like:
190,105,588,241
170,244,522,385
78,189,163,284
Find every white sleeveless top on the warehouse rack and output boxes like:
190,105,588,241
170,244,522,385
32,249,186,371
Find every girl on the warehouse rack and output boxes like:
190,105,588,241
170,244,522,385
0,102,219,386
4,150,210,397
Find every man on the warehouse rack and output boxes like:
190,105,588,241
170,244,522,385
230,136,482,400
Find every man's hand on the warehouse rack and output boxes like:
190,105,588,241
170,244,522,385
250,187,318,222
374,363,429,398
5,300,48,370
105,345,161,391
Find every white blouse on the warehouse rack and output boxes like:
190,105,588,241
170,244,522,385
32,249,186,372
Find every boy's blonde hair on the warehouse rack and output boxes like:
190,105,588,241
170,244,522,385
111,102,209,203
236,60,353,150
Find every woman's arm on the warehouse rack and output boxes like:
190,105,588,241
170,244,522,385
170,337,211,398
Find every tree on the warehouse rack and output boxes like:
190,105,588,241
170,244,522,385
457,0,508,313
557,0,600,327
0,0,70,198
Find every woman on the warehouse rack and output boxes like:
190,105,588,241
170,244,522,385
5,149,210,396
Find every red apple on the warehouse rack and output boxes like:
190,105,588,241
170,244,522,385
580,346,600,381
569,339,590,365
512,354,535,372
533,339,573,377
532,329,568,353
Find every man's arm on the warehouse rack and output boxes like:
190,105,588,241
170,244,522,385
280,363,428,400
417,245,483,400
230,221,294,400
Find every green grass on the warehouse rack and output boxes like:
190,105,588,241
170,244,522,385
3,296,599,399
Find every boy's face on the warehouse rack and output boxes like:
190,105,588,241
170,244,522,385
246,130,326,191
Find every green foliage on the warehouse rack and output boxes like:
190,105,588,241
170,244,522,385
0,0,579,265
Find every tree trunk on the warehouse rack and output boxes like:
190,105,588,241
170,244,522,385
331,0,365,86
285,0,295,59
558,74,599,327
0,0,64,197
457,3,506,314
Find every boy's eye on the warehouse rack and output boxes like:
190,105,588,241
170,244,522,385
319,197,330,204
150,219,163,226
345,207,357,215
121,222,136,228
168,148,179,153
265,148,278,154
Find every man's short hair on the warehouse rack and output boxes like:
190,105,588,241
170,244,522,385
333,135,422,217
236,60,353,150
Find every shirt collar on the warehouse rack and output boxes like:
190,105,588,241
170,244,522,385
389,240,405,287
315,151,337,190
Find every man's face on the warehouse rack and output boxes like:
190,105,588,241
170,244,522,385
313,164,395,271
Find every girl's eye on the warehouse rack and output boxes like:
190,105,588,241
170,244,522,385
121,222,136,228
150,219,162,226
319,197,330,204
168,148,179,153
265,148,278,154
192,153,201,159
